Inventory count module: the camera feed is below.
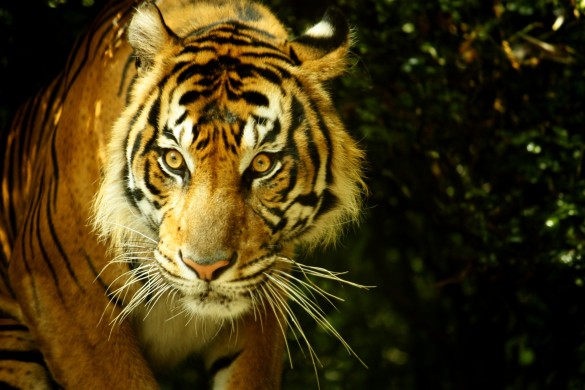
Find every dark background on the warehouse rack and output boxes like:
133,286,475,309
2,0,585,388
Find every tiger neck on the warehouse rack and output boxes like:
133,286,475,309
132,294,225,368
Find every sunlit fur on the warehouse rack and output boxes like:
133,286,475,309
0,0,366,388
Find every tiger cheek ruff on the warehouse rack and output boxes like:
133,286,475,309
0,0,366,389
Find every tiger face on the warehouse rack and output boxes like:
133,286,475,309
132,94,302,318
94,1,365,323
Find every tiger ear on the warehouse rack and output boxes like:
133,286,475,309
288,7,352,81
127,1,179,72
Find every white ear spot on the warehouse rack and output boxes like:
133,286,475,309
305,21,334,38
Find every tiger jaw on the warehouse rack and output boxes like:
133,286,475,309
160,272,254,320
177,289,250,319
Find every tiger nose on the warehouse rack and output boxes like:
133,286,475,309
181,253,235,281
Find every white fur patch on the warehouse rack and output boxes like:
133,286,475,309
305,21,334,38
134,296,225,367
127,4,167,58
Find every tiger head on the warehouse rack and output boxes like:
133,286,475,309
93,1,365,321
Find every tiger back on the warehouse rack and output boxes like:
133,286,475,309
0,0,365,388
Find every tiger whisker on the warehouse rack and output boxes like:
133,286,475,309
108,262,161,326
277,256,374,290
261,279,322,388
142,282,172,320
267,269,368,370
100,221,157,243
257,284,295,369
273,268,342,311
165,307,188,323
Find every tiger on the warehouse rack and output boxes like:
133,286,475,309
0,0,366,388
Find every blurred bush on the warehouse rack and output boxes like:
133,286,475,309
2,0,585,389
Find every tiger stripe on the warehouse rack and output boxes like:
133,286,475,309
1,1,365,388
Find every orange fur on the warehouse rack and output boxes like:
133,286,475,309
0,1,365,388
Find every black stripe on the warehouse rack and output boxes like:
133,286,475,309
117,55,135,97
143,160,162,196
290,95,306,126
275,163,298,200
232,119,245,147
82,250,123,309
34,178,64,303
0,267,12,299
195,133,210,151
0,381,20,390
185,21,277,41
240,91,268,107
179,90,200,106
0,350,46,365
261,118,281,145
123,163,143,209
272,217,288,234
178,46,217,56
147,95,161,129
141,97,162,158
19,172,36,285
315,189,338,218
208,350,242,378
290,217,309,232
174,111,188,127
50,122,60,210
106,283,126,309
0,324,28,332
162,127,179,144
46,179,83,290
130,131,143,163
305,95,334,185
254,209,278,234
306,130,321,188
193,36,281,53
294,192,320,207
240,51,294,66
238,63,282,86
177,62,218,83
176,59,224,84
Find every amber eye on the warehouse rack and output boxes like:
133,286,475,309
164,149,185,170
251,153,273,174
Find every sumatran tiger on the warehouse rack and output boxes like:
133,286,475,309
0,0,366,388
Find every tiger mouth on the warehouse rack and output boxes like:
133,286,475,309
152,257,270,318
111,244,279,321
176,285,253,319
194,286,237,305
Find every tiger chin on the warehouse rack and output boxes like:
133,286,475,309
0,0,365,389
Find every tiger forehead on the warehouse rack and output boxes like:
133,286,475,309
166,102,279,160
176,21,291,67
200,105,238,124
182,17,284,46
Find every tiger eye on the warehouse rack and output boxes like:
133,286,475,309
164,150,184,170
251,153,272,174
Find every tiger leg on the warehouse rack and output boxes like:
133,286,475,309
0,317,55,390
0,253,53,389
205,311,286,390
8,260,159,389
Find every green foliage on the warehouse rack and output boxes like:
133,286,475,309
2,0,585,389
283,0,585,388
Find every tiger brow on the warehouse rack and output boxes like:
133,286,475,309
162,127,179,144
